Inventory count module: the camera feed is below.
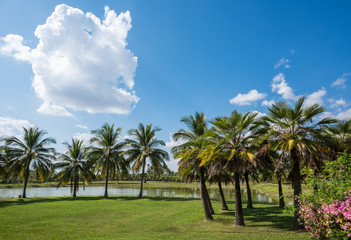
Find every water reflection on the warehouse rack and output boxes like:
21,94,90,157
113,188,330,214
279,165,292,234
0,184,288,205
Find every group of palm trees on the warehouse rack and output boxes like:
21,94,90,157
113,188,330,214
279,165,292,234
0,123,169,199
0,96,350,229
172,97,351,228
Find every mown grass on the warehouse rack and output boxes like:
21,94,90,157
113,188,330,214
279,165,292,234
0,196,308,240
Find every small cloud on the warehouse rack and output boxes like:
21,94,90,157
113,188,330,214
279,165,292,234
304,88,326,107
229,89,267,106
75,124,88,130
331,73,351,89
252,111,266,118
290,49,295,55
73,132,93,144
274,57,291,69
271,73,300,101
261,99,275,107
328,98,346,109
0,116,34,137
7,105,13,110
335,108,351,120
167,157,179,172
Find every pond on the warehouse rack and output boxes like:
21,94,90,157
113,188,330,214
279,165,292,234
0,184,285,205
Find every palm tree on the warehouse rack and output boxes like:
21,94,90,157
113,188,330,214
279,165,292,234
89,123,127,198
55,139,93,197
206,110,259,226
4,127,56,198
124,123,169,198
255,97,336,227
208,165,232,211
172,112,215,220
243,169,260,209
324,119,351,154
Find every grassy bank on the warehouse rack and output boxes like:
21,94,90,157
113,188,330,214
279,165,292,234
250,182,295,198
0,196,308,239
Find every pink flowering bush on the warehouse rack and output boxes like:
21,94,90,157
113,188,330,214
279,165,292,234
299,191,351,239
299,153,351,239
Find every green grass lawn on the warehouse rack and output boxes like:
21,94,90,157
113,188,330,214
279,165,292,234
0,196,308,240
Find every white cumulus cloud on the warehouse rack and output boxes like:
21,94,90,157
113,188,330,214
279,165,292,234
336,108,351,120
37,102,73,117
252,111,266,118
271,73,300,101
0,117,34,137
73,132,94,144
328,98,346,109
261,99,275,107
331,73,350,89
304,89,326,107
0,4,139,116
229,89,267,106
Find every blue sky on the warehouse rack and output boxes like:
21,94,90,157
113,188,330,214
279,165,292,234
0,1,350,171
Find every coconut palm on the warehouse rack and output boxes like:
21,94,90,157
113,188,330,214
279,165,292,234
89,123,127,198
206,110,259,226
124,123,169,198
55,139,94,197
172,112,214,220
255,97,336,227
4,127,56,198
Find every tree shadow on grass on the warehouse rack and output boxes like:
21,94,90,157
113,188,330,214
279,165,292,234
0,196,197,208
216,205,297,231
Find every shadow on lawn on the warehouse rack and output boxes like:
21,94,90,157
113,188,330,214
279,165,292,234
216,204,296,231
0,195,196,208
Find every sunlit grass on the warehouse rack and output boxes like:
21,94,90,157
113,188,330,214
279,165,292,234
0,196,308,239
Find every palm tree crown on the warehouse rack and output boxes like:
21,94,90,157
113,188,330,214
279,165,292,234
124,123,169,198
55,139,93,197
89,123,127,198
255,97,336,227
172,112,215,220
4,127,56,198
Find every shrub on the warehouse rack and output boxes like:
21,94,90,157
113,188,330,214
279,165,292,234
299,153,351,239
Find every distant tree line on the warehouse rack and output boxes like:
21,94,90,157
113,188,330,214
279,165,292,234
0,123,170,198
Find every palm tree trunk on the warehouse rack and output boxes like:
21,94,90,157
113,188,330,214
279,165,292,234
104,167,109,198
200,167,213,220
278,178,285,208
234,173,245,226
291,150,303,228
244,172,253,209
204,183,215,214
73,175,77,198
138,157,146,198
218,180,228,210
22,166,30,198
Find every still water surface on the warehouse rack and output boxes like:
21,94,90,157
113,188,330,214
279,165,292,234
0,184,284,204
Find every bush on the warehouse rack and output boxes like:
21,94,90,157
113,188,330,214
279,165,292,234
300,191,351,239
299,153,351,239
